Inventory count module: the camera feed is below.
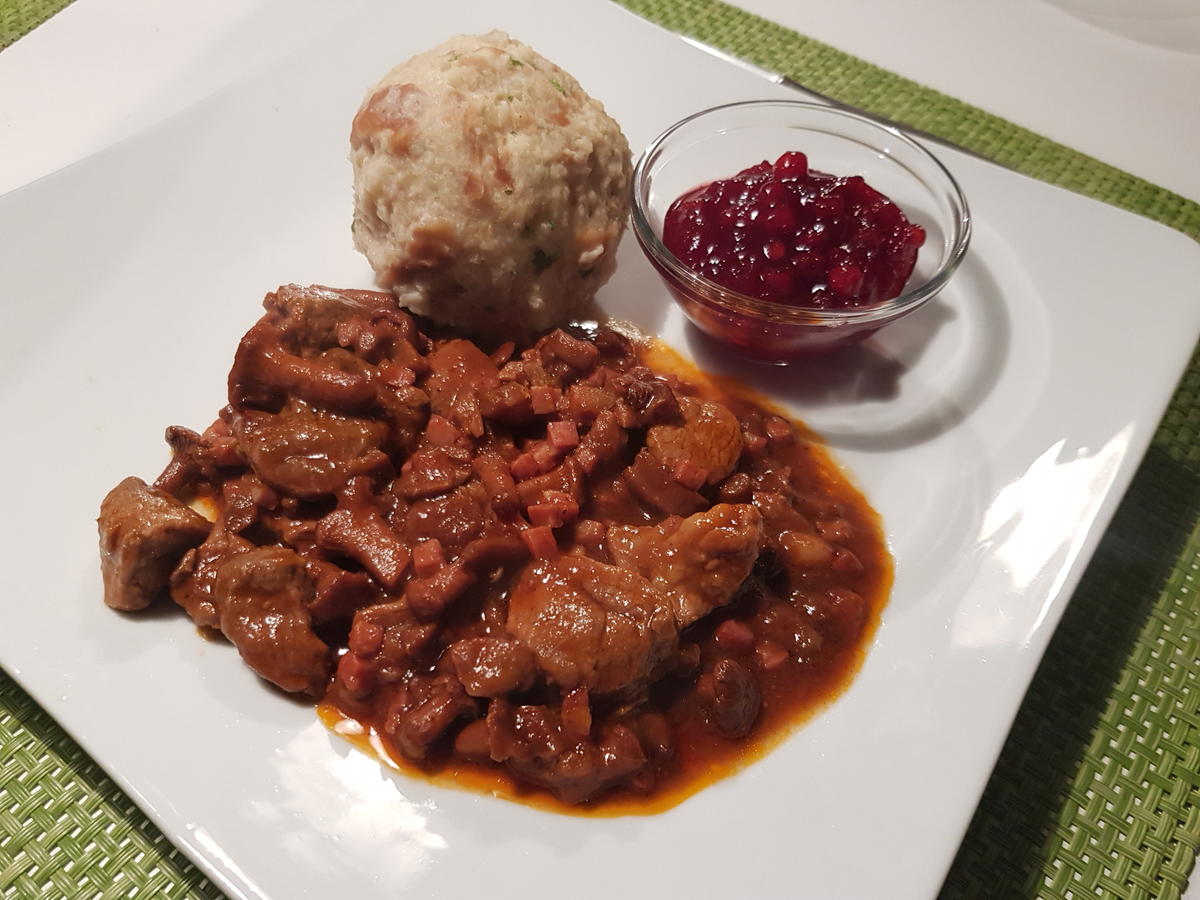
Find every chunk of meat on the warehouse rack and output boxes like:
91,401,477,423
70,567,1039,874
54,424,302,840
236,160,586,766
479,381,534,426
445,637,536,697
473,450,520,518
574,408,626,475
404,481,496,553
263,283,401,358
424,339,502,437
316,478,410,588
382,673,477,761
518,728,648,804
304,558,377,625
506,557,678,696
394,445,472,499
457,534,529,573
750,490,838,581
229,286,422,414
98,476,211,611
233,402,389,499
487,699,649,804
751,490,811,535
610,368,682,427
170,528,255,628
517,456,584,509
231,333,377,413
374,383,429,457
645,396,743,485
593,328,638,371
561,384,619,426
607,503,763,627
218,471,282,535
406,562,476,621
486,698,564,766
536,329,599,373
802,587,869,647
214,547,332,696
339,600,438,699
154,424,235,496
623,447,706,517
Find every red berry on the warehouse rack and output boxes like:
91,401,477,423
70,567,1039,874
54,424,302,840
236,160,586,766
663,155,924,310
774,151,809,179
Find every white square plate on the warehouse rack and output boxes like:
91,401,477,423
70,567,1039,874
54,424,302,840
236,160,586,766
2,2,1198,897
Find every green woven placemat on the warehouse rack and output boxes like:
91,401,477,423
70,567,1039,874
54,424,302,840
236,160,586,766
0,0,71,50
3,1,1198,898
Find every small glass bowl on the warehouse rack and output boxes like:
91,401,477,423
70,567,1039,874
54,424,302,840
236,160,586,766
630,100,971,361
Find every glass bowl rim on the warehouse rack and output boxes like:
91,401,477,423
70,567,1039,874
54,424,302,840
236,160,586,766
629,99,972,327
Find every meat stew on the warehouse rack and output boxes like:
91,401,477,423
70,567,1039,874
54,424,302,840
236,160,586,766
97,284,889,810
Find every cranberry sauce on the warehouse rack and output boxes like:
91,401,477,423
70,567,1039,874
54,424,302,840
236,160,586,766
662,152,926,310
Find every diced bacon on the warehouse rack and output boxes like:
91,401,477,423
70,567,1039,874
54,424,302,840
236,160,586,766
527,494,580,529
520,525,559,559
336,651,377,699
615,403,639,429
574,447,598,475
510,452,541,482
379,361,416,388
521,356,552,386
335,320,360,348
527,505,564,528
546,420,579,449
412,538,446,578
714,619,755,653
530,385,562,415
530,441,559,471
348,618,385,656
672,459,710,491
498,360,526,383
425,414,460,447
574,518,607,546
764,416,794,444
561,686,592,740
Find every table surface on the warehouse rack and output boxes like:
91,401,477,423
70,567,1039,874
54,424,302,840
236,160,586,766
1,1,1197,897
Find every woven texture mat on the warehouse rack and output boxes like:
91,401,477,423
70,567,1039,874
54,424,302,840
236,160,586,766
2,0,1198,898
0,0,70,49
